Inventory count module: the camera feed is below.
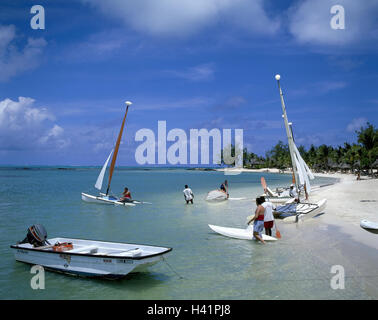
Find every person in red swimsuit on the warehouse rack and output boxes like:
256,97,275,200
247,197,266,244
120,187,132,202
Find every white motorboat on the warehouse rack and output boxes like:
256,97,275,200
81,101,140,206
11,225,172,279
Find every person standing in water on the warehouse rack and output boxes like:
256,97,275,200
183,185,194,204
247,197,266,244
220,180,229,198
260,196,275,236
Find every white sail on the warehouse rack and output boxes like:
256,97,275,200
293,143,313,194
293,143,314,180
95,150,113,191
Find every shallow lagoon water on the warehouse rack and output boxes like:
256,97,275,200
0,168,376,299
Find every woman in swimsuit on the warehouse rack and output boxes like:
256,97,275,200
247,197,266,244
120,187,132,202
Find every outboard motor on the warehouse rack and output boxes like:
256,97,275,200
20,224,50,247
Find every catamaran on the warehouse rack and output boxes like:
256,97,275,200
262,75,319,204
82,101,137,206
261,75,327,221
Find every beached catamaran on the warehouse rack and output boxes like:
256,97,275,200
264,75,327,221
263,75,316,203
81,101,137,206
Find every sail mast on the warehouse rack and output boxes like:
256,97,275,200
106,101,132,195
275,75,300,192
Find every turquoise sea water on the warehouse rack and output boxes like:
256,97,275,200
0,168,376,299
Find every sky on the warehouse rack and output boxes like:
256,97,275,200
0,0,377,166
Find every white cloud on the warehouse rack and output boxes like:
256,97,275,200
347,118,368,132
0,97,69,150
82,0,280,37
0,25,47,82
166,63,215,81
289,0,378,46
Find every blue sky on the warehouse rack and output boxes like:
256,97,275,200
0,0,377,165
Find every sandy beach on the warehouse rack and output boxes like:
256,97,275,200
219,167,378,250
309,172,378,250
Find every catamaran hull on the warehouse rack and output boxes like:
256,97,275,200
265,196,294,204
282,199,327,223
11,238,171,279
81,193,136,206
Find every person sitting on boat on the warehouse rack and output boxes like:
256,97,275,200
183,185,194,204
247,197,266,244
220,180,229,198
260,196,275,237
119,187,132,202
289,184,299,202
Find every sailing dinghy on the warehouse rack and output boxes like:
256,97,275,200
81,101,137,206
11,225,172,279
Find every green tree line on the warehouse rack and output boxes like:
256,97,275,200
242,122,378,175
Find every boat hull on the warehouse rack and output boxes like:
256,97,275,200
360,219,378,234
11,237,171,279
81,192,136,206
206,190,227,201
208,224,277,241
282,199,327,223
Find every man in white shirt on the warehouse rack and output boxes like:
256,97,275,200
289,184,299,202
262,197,275,236
183,185,194,204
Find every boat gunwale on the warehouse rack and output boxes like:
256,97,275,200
10,237,172,260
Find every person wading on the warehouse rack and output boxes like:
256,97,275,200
247,197,266,244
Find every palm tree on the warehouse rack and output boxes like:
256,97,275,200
356,122,378,175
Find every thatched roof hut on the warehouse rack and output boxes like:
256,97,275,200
340,163,351,170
